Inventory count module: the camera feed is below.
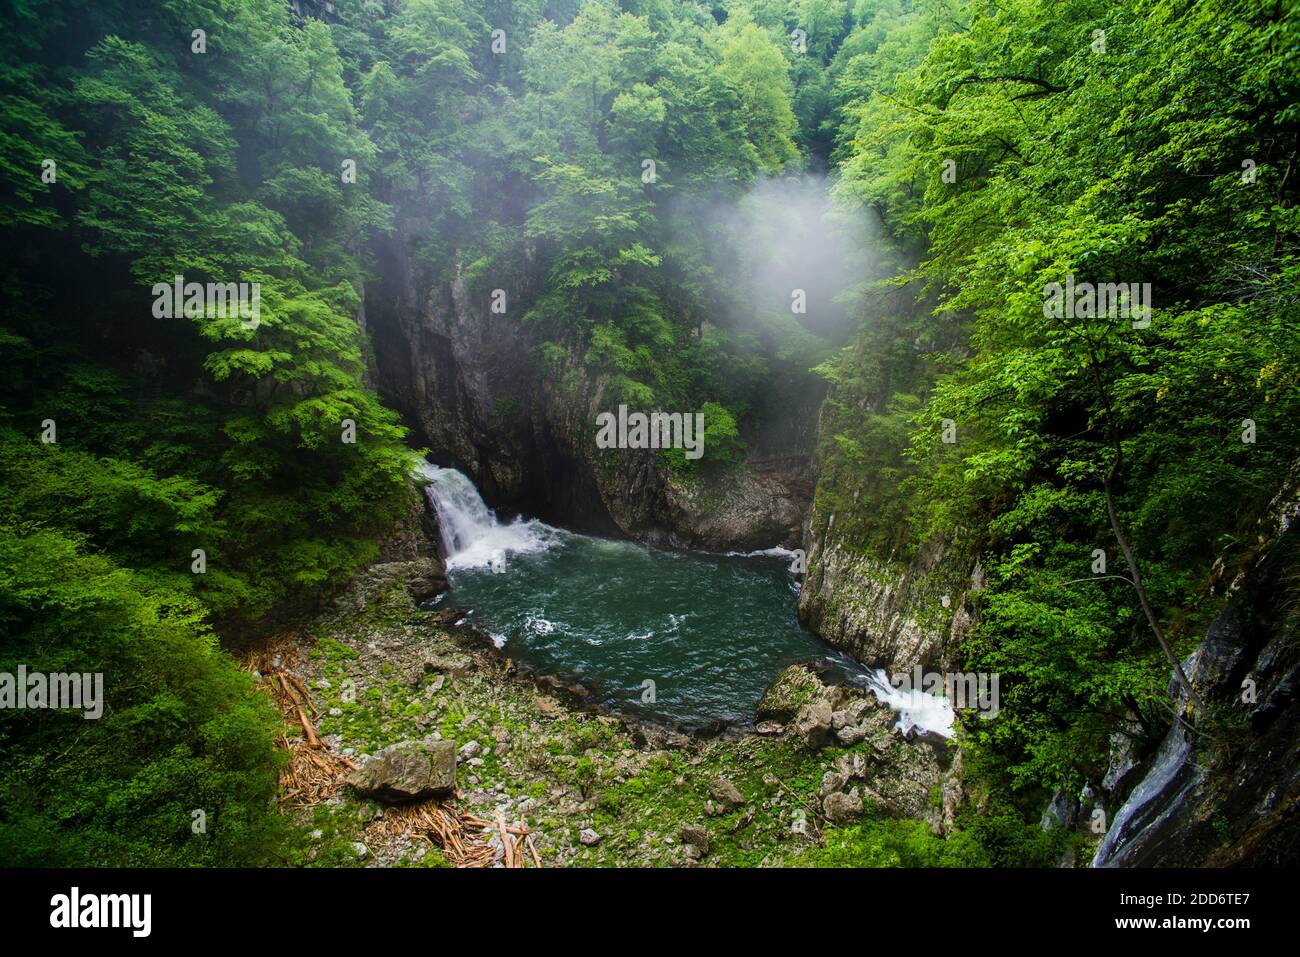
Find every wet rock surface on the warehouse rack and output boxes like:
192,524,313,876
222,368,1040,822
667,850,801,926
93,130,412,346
365,233,816,552
1093,509,1300,867
797,531,977,676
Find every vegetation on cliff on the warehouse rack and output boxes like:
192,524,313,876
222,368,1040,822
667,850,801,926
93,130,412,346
810,0,1300,822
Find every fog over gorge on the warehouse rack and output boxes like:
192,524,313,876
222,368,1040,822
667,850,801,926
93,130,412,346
683,172,877,343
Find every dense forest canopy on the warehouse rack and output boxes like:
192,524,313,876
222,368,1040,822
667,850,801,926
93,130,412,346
0,0,1296,865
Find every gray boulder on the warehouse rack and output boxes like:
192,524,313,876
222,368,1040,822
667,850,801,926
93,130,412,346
823,789,864,823
793,697,834,750
709,777,745,808
348,739,456,803
820,769,850,798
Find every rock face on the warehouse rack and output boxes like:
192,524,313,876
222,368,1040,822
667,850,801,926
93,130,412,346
757,664,956,826
348,740,457,803
798,526,978,674
363,228,818,550
1093,508,1300,867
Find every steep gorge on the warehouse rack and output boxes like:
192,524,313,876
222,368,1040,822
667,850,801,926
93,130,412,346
364,211,824,551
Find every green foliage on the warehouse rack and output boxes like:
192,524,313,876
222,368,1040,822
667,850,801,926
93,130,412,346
0,524,288,866
0,0,416,866
806,818,990,867
821,0,1300,808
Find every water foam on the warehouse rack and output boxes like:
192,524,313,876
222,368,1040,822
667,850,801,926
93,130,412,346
416,461,560,571
861,668,956,739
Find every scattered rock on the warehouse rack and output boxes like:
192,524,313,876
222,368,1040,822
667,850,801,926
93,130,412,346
833,752,869,780
459,740,482,759
579,828,602,846
534,695,564,718
353,842,370,860
348,739,457,802
709,777,744,808
823,788,864,823
680,824,710,855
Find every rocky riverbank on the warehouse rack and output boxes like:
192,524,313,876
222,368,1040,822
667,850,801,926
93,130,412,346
260,556,963,867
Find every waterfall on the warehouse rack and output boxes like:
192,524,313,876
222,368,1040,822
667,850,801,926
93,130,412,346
417,462,499,555
416,461,556,571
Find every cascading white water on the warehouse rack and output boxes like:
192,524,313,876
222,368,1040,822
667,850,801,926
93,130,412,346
861,669,956,739
417,462,498,555
415,461,557,571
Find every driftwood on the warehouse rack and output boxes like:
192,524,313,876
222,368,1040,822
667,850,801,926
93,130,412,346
523,817,542,868
243,638,542,867
377,799,543,868
497,810,516,868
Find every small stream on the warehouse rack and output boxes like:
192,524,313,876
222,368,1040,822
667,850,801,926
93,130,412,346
418,462,952,735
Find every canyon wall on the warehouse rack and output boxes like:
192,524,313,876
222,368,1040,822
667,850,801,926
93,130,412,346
364,227,817,550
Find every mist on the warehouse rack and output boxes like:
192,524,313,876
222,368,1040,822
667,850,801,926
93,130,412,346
673,173,879,349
